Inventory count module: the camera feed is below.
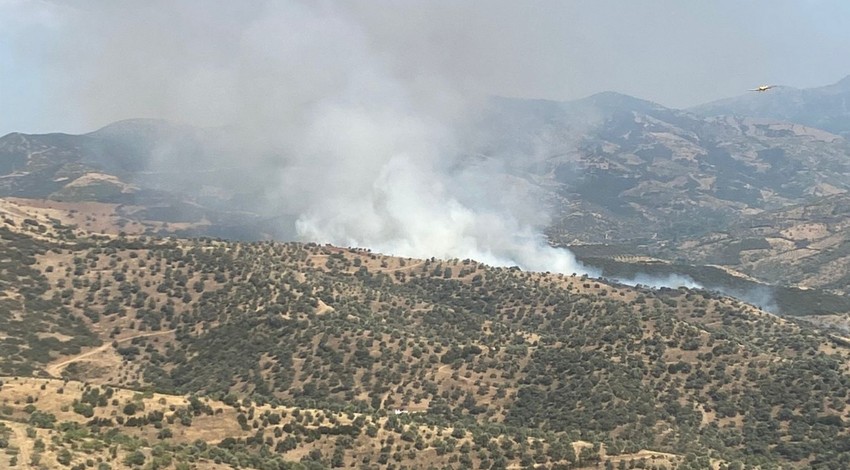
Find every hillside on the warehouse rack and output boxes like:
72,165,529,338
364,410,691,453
638,191,850,335
653,192,850,294
3,200,850,468
538,96,850,244
0,122,280,241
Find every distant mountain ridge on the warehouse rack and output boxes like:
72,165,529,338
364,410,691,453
0,119,285,239
477,82,850,297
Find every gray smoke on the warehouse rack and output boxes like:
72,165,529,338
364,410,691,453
712,284,779,314
5,1,850,134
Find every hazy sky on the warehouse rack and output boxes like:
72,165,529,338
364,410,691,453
2,0,850,135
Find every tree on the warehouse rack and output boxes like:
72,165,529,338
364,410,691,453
73,401,94,418
57,448,73,466
28,411,56,429
123,403,137,415
124,450,146,467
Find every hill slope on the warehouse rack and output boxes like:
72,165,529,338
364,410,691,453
654,192,850,294
2,202,850,468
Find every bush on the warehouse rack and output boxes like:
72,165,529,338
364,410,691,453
28,410,57,429
124,450,146,466
123,403,137,415
57,448,73,466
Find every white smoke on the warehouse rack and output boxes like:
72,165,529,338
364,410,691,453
0,0,597,275
263,11,587,274
611,272,780,314
712,284,779,314
615,273,702,290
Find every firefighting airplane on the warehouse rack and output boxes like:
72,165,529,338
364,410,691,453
749,85,777,92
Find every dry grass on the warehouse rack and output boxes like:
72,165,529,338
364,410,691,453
0,375,688,469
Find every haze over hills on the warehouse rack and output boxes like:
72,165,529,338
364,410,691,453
0,120,288,240
5,77,850,308
484,89,850,244
654,191,850,295
5,79,850,246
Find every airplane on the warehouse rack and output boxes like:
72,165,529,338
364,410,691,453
749,85,777,92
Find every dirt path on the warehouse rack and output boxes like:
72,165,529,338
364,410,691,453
3,420,32,469
315,299,335,315
382,261,425,273
435,363,472,383
45,329,176,378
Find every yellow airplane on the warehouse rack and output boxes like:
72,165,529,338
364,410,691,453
749,85,777,92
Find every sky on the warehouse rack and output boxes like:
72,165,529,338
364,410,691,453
2,0,850,136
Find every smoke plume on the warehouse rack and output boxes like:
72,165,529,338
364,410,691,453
27,0,591,274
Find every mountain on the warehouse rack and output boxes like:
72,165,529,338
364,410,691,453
5,85,850,247
690,75,850,138
0,120,286,240
3,198,850,468
464,89,850,316
477,92,850,245
457,89,848,250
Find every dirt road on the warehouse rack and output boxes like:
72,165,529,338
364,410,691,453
45,329,176,378
3,420,32,469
